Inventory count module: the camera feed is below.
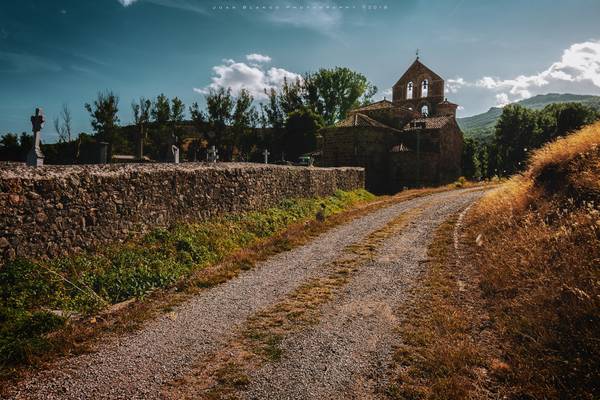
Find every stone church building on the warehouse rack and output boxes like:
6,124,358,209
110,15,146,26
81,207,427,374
319,57,463,193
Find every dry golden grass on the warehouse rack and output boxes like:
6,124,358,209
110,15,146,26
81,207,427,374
464,121,600,399
387,216,503,400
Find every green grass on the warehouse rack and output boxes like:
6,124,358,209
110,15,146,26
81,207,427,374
0,189,374,371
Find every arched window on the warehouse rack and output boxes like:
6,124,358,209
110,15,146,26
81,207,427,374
421,79,429,97
421,104,429,117
406,82,413,99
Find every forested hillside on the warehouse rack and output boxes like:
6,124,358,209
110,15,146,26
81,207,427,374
458,93,600,140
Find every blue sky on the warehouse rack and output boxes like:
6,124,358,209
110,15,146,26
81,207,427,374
1,0,600,142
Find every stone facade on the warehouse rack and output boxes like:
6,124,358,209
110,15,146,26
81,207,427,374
0,163,364,264
319,58,463,193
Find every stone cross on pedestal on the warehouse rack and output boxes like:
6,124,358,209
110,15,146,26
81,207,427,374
207,145,219,163
27,108,45,167
262,149,270,164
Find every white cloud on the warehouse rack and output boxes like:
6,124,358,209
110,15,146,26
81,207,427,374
194,58,301,100
118,0,139,6
446,77,468,93
495,93,510,107
246,53,272,63
448,40,600,106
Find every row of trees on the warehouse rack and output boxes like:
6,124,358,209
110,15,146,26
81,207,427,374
462,102,599,179
79,67,377,162
0,67,376,164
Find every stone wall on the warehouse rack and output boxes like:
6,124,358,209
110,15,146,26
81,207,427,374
0,163,364,263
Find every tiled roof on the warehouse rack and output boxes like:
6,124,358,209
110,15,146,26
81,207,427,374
403,116,453,130
336,113,399,130
349,100,395,113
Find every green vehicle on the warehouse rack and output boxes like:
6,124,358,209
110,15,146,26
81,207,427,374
296,156,314,166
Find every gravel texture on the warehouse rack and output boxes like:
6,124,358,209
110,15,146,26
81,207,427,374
5,190,481,400
240,189,485,400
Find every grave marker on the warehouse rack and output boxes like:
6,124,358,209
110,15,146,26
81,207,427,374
27,108,45,167
207,145,219,163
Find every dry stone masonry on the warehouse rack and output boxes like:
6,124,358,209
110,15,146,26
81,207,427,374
0,163,364,264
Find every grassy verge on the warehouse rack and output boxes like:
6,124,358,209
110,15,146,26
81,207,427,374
463,121,600,398
0,189,375,377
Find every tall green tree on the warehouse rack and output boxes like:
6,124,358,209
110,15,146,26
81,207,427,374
205,87,234,150
151,94,171,124
232,89,258,159
170,97,185,124
494,104,539,174
304,67,377,125
188,102,206,161
461,137,479,179
85,90,122,155
278,77,305,116
132,97,151,126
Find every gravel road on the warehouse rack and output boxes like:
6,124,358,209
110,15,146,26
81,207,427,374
240,188,485,400
7,188,484,400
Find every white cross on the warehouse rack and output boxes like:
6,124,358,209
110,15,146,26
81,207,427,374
207,145,219,163
262,149,270,164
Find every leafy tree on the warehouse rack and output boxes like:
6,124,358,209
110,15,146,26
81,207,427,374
304,67,377,125
279,77,305,116
461,137,479,179
260,88,286,158
205,87,234,149
476,142,489,179
170,97,186,150
232,89,258,160
261,88,285,130
189,102,206,128
171,97,185,124
284,108,324,160
85,91,122,155
492,102,598,175
538,102,598,144
0,133,22,161
132,97,151,126
494,104,539,174
151,94,171,124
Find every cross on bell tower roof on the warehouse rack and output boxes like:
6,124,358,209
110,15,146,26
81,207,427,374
416,48,420,60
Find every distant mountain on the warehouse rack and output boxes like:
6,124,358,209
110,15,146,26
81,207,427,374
457,93,600,141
